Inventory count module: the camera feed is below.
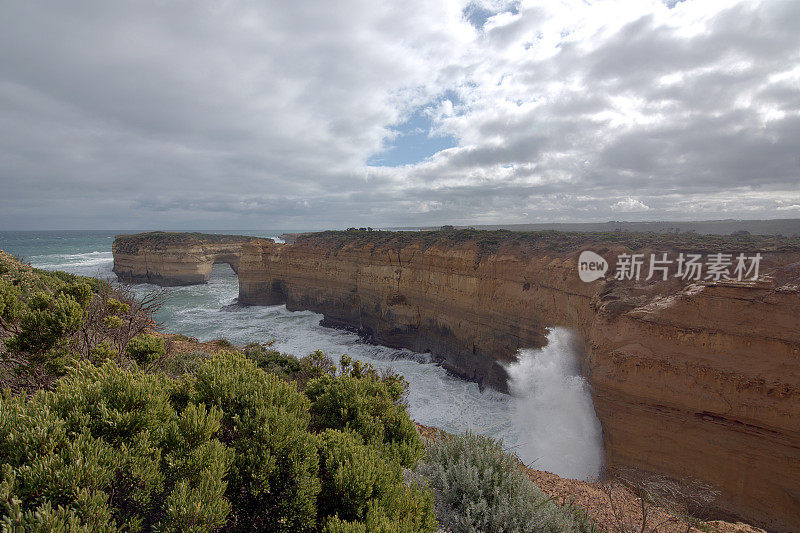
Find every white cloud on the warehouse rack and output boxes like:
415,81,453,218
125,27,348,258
611,197,651,212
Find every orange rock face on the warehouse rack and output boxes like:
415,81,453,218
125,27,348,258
238,234,800,530
589,281,800,530
238,237,599,391
112,233,253,286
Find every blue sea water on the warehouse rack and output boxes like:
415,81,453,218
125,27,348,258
0,230,603,479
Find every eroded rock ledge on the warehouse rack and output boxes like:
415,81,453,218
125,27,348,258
237,229,800,530
112,232,256,286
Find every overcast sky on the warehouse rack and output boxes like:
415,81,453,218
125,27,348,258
1,0,799,230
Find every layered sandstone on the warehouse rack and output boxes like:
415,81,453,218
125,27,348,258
237,230,800,530
112,232,256,286
589,279,800,529
238,235,601,391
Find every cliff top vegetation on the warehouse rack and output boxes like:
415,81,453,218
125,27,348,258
296,228,800,254
113,232,258,254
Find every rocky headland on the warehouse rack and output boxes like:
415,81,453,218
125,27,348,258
113,229,800,530
112,231,256,286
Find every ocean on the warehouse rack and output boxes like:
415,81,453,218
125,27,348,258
0,230,603,480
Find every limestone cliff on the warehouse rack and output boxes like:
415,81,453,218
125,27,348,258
238,234,602,391
590,278,800,529
237,230,800,530
112,232,255,286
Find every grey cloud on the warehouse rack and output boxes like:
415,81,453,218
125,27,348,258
1,0,799,230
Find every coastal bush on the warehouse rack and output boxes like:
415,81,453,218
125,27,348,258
0,351,436,532
154,348,212,378
0,362,231,531
88,342,118,365
242,342,302,377
0,254,163,391
212,338,235,350
11,291,84,353
192,352,321,531
0,281,23,328
126,333,166,366
305,365,421,469
57,281,93,309
317,429,435,532
77,282,164,358
317,429,396,521
413,432,596,533
293,349,338,386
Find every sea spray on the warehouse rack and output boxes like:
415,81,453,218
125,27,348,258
505,327,604,480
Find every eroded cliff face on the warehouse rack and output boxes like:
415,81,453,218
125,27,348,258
238,232,800,530
590,279,800,529
112,232,254,286
238,237,600,391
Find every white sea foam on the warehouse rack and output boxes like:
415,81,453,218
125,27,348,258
504,328,604,479
30,251,114,276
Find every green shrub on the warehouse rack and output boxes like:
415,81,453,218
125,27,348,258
1,252,174,393
192,352,321,531
305,371,422,469
212,338,235,350
155,350,211,378
89,342,118,364
57,282,93,309
106,298,130,315
0,363,231,531
103,315,126,329
412,432,596,533
43,269,105,294
303,349,337,377
126,334,166,366
317,429,397,521
12,292,84,353
242,342,302,376
162,403,233,532
317,429,436,532
1,330,434,532
0,281,23,327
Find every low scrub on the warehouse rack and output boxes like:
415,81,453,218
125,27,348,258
412,432,597,533
0,352,435,532
0,250,163,392
305,356,419,469
126,333,166,366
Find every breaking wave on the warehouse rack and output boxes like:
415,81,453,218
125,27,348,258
505,328,604,479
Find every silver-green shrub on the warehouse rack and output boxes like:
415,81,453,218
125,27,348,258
413,432,596,533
